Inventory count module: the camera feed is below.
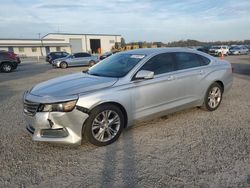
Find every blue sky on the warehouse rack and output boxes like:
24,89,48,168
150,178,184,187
0,0,250,42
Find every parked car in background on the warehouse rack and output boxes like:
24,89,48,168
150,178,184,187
229,46,249,55
209,45,229,56
0,51,18,72
0,50,21,64
46,51,69,64
245,45,250,50
52,52,99,68
23,48,233,146
99,50,120,60
196,46,211,54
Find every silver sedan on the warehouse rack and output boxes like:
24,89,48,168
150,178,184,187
52,52,99,68
23,48,233,146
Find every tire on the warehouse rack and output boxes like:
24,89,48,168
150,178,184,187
83,104,124,146
202,82,223,111
60,62,68,69
89,60,96,67
1,63,13,73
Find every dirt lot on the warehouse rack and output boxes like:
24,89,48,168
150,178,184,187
0,55,250,188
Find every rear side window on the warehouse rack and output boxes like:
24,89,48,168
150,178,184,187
81,53,91,57
174,52,209,70
196,54,210,65
140,53,176,75
75,53,91,57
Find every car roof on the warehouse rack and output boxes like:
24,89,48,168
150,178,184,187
120,47,194,55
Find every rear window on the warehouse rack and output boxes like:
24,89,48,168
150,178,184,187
196,54,210,65
174,52,210,70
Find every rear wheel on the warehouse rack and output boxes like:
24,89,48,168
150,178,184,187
60,62,68,69
83,104,124,146
1,63,13,73
202,83,223,111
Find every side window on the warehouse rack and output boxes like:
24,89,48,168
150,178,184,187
140,53,176,75
63,52,68,56
75,53,91,57
175,52,201,70
82,53,91,57
74,53,81,58
196,54,210,66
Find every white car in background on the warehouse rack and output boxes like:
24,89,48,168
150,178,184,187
229,46,249,55
209,45,229,56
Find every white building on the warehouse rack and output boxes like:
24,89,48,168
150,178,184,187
0,33,121,57
43,33,121,54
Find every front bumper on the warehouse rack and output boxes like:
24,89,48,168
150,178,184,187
209,51,220,56
23,98,89,145
51,61,61,68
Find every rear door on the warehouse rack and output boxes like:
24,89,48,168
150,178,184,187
172,52,210,105
79,53,92,65
70,53,83,66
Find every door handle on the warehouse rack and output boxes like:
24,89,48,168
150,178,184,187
167,75,175,81
199,70,205,75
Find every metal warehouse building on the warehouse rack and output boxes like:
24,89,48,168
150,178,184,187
0,33,121,57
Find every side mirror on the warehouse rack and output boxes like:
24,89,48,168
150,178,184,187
134,70,154,80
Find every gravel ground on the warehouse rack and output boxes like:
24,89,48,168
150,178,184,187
0,55,249,188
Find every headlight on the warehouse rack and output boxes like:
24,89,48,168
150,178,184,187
39,100,77,112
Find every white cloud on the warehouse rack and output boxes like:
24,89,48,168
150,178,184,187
0,0,249,41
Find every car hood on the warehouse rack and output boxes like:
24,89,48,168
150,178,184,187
30,72,118,97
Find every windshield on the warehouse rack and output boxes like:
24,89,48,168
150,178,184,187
212,46,220,49
88,53,145,77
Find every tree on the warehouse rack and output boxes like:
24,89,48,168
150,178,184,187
121,37,126,48
114,42,119,49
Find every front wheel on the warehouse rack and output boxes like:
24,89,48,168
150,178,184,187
60,62,68,69
1,63,13,73
83,104,124,146
202,83,223,111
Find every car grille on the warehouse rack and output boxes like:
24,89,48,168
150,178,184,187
23,100,40,116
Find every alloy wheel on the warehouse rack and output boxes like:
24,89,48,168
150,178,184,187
91,110,121,142
2,64,12,72
208,86,222,109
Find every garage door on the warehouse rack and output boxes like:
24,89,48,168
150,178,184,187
70,38,82,53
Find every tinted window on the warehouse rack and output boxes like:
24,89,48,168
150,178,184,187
196,54,210,66
140,53,176,75
0,52,9,59
54,52,62,56
175,52,209,70
74,53,81,58
75,53,91,57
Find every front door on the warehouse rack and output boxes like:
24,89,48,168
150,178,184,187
131,53,179,120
